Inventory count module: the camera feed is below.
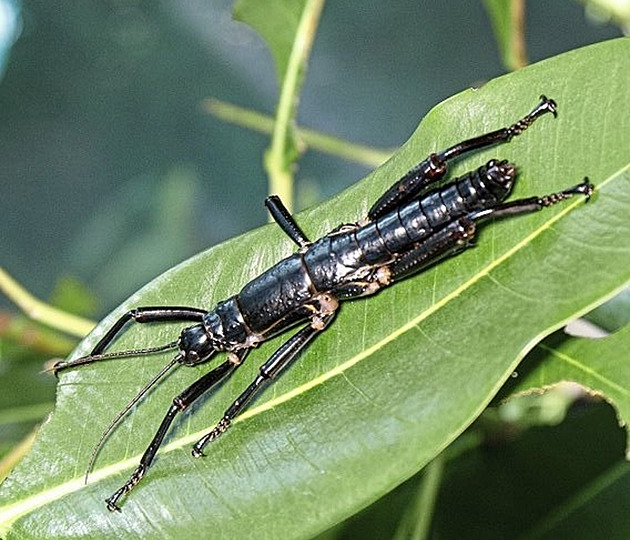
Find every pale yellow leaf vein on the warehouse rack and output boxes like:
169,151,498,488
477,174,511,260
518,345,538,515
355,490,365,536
537,343,630,397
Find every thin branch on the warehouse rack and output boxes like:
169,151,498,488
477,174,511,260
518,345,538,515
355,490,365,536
482,0,529,71
0,429,38,482
0,311,77,355
0,403,54,426
510,0,528,69
204,99,393,167
0,268,95,338
265,0,327,211
393,453,445,540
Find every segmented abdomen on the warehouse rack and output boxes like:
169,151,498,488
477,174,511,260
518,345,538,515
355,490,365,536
368,165,509,255
229,163,511,336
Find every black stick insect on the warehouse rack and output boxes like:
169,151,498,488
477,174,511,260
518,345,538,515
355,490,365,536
54,96,593,511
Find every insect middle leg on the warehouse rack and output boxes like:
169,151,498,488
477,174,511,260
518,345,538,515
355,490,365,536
368,96,558,220
191,309,337,457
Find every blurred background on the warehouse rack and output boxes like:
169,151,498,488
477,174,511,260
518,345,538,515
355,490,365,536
0,0,627,535
0,0,623,311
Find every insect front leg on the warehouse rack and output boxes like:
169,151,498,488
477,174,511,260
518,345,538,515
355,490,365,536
191,306,338,457
368,96,557,221
92,307,207,356
52,306,208,374
104,348,250,512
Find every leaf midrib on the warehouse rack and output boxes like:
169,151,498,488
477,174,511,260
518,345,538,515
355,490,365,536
0,164,627,528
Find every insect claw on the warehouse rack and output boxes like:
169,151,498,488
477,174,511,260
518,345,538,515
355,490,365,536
538,95,558,118
192,418,231,457
106,495,122,512
191,436,211,458
191,447,205,458
562,177,594,201
580,177,594,202
50,360,68,377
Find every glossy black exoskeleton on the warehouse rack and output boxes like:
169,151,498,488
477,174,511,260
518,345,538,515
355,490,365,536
54,96,593,511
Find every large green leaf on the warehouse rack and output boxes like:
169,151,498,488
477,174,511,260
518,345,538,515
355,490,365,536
1,38,629,539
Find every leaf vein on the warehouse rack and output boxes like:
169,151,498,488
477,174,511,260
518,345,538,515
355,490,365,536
538,344,630,398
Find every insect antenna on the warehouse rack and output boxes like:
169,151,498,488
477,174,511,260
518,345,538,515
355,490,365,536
49,341,179,375
84,353,183,485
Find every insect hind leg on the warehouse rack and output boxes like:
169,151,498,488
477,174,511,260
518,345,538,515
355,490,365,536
438,95,557,161
368,96,557,221
468,178,593,223
388,218,477,282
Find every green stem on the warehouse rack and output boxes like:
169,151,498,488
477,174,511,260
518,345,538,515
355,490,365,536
483,0,528,71
0,312,77,355
393,453,445,540
510,0,528,69
0,403,54,426
205,99,393,167
0,429,38,483
0,268,95,338
264,0,327,211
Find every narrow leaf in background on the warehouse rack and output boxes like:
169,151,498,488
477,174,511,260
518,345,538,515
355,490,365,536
502,324,630,452
322,402,628,539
